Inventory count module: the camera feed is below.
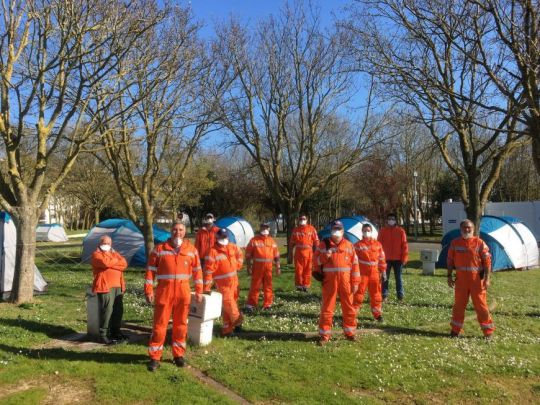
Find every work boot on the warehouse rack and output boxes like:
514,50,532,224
317,337,329,346
233,324,243,333
484,334,493,341
450,331,460,338
111,333,129,343
243,306,254,315
98,336,114,345
147,359,160,372
296,286,304,292
345,334,356,342
173,357,185,367
375,316,384,323
262,306,272,311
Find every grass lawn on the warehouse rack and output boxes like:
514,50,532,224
0,243,539,404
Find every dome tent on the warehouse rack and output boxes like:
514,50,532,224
436,215,539,271
214,216,254,248
0,212,47,299
318,216,378,243
81,218,170,267
36,223,69,242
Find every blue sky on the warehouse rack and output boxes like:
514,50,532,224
187,0,351,37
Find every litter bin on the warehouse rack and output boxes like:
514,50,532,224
187,291,222,346
86,287,100,338
420,249,439,275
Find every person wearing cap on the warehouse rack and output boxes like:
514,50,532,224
195,213,219,268
90,235,129,344
313,220,360,345
203,228,244,336
378,213,408,301
244,223,281,312
289,214,319,292
353,224,386,322
144,221,203,371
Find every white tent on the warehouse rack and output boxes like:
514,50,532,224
36,223,69,242
0,212,48,299
215,217,255,248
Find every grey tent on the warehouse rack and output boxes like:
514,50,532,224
0,212,47,299
36,223,69,242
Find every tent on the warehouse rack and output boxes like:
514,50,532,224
436,215,539,271
81,219,170,267
215,217,254,248
36,223,69,242
0,212,48,299
318,216,378,243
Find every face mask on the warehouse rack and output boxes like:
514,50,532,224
217,239,229,246
204,219,214,225
331,229,343,238
299,220,307,226
461,231,473,240
261,229,270,236
387,219,396,226
100,244,111,252
173,237,183,247
362,231,372,239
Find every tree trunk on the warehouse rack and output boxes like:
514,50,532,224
9,206,39,304
464,175,483,233
531,131,540,176
94,209,100,227
140,211,155,259
285,204,300,265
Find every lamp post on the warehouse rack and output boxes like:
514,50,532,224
413,171,418,241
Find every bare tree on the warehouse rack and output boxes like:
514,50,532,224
95,7,219,255
214,3,386,260
0,0,161,303
343,0,528,229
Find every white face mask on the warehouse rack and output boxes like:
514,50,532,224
387,219,396,226
331,229,343,238
204,219,214,225
217,239,229,246
362,231,372,239
461,231,473,240
299,220,307,226
261,229,270,236
100,244,111,252
173,237,183,247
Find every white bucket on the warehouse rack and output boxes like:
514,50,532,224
187,318,214,346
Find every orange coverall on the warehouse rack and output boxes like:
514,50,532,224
289,224,319,289
314,238,360,340
145,240,203,360
447,236,495,336
203,242,244,335
353,238,386,319
195,225,219,264
245,235,279,309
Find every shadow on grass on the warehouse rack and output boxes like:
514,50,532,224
230,329,316,342
379,324,449,338
399,301,454,310
273,292,321,304
250,310,320,321
0,318,77,339
0,343,147,364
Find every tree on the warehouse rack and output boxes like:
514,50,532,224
215,3,386,261
343,0,528,230
0,0,161,303
96,7,219,255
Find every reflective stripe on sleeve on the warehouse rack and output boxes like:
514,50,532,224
323,267,350,273
214,272,237,280
358,259,378,266
156,274,191,280
455,266,480,271
157,250,175,257
146,266,157,272
145,279,153,285
253,258,273,263
194,279,203,284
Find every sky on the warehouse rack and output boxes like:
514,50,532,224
186,0,351,37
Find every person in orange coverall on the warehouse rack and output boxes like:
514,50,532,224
447,219,495,339
90,235,128,344
353,223,387,322
195,213,219,267
203,228,244,336
378,213,408,301
144,221,203,371
289,214,319,292
313,220,360,345
244,223,281,312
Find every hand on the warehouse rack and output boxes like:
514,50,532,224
145,294,154,304
402,261,407,266
325,250,332,259
483,278,490,290
275,266,281,276
195,293,203,303
247,266,252,275
447,276,455,288
380,272,387,282
352,284,358,294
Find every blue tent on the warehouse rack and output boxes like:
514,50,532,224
436,215,539,271
81,218,170,267
215,216,254,248
318,216,378,243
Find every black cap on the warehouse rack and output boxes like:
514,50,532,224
260,222,270,229
216,228,228,238
331,220,344,229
